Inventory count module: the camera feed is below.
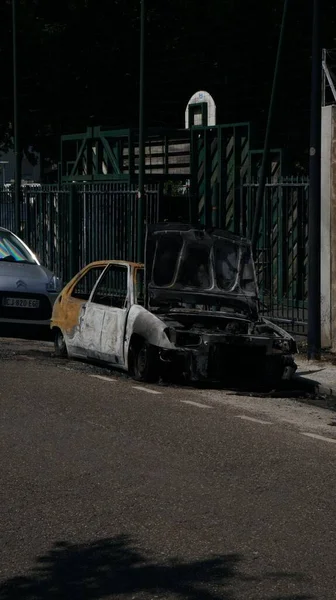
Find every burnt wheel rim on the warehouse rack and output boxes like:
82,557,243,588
56,331,65,352
136,345,148,375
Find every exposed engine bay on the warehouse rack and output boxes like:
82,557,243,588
145,224,297,385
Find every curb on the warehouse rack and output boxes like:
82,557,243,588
293,374,336,411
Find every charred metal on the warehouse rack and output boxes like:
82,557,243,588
144,224,297,385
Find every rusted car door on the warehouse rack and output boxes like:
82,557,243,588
85,263,130,365
64,264,107,357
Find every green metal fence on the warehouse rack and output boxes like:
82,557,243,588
0,178,309,334
0,183,161,283
243,178,309,334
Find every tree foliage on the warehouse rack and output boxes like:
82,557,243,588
0,0,335,169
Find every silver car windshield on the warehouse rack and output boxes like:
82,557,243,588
0,231,37,264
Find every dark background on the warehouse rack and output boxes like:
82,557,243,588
0,0,335,171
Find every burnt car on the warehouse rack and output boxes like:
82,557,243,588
51,224,297,386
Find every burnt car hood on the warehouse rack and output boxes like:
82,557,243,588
145,223,259,319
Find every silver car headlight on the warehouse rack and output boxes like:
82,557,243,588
46,275,63,293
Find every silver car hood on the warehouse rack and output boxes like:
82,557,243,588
0,262,54,293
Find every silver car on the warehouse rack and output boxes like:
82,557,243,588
0,227,62,327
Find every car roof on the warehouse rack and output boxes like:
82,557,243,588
85,260,144,269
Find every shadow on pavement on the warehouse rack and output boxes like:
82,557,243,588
0,535,313,600
0,333,320,400
0,324,53,342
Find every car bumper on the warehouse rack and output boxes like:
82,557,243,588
0,317,51,326
0,292,58,327
159,342,297,383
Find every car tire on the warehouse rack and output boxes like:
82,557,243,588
54,329,68,358
129,339,159,383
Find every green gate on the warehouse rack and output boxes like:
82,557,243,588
0,175,308,334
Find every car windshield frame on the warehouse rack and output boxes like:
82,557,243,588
150,234,257,297
0,230,38,265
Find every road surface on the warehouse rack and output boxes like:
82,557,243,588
0,338,335,600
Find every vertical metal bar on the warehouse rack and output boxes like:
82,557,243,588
83,184,87,265
298,182,303,332
322,48,326,107
290,185,294,328
217,126,223,228
277,180,284,309
268,183,272,314
189,129,198,223
69,184,75,279
308,0,321,358
251,0,289,253
137,0,146,262
233,128,241,234
203,128,210,227
284,185,288,325
112,187,115,260
12,0,21,235
100,186,103,261
94,185,98,260
38,193,43,262
262,181,267,306
48,191,54,272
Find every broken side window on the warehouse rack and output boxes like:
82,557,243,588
214,240,239,291
153,235,183,286
71,266,106,301
91,264,128,309
177,243,211,289
135,268,145,305
240,247,257,294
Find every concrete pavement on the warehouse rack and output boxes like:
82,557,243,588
1,342,336,599
295,354,336,410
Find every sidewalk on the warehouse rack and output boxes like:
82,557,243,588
295,353,336,410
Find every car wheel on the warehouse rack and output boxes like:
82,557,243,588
129,339,159,383
54,329,68,358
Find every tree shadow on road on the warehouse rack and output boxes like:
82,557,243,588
0,534,313,600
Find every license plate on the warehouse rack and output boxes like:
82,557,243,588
2,298,40,309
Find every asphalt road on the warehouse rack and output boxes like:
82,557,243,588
1,338,336,600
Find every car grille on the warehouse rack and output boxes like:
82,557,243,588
208,343,266,379
0,292,52,321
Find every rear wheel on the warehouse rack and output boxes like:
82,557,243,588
129,338,159,383
54,329,68,358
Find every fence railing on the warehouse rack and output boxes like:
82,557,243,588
242,178,309,334
0,178,309,334
0,183,160,284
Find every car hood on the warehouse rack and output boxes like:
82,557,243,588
145,223,259,319
0,261,54,292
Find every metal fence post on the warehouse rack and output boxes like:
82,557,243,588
137,0,146,262
308,0,322,359
69,184,79,279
